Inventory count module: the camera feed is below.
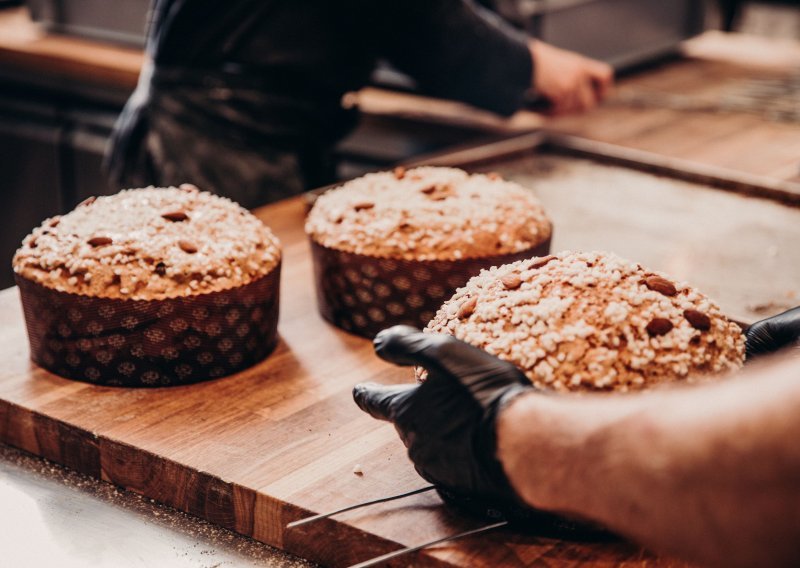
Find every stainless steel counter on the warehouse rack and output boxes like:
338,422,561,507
0,443,314,567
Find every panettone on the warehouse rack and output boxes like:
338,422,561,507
305,167,553,337
13,185,282,386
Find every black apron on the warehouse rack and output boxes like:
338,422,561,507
106,0,533,208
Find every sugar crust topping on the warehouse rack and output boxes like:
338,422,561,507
305,167,552,261
422,251,745,392
13,186,281,300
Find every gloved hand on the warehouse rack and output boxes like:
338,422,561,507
353,325,534,512
745,306,800,359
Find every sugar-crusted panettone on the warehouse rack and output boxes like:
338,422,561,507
305,166,551,261
304,167,553,337
13,185,282,387
422,251,745,392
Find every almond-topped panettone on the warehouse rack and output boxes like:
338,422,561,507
304,167,553,337
14,185,280,300
422,251,745,392
13,185,282,387
305,166,551,261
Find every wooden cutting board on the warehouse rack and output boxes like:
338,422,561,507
0,196,690,567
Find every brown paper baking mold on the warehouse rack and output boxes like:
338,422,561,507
310,237,552,338
15,263,280,387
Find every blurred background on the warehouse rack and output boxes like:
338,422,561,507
0,0,798,288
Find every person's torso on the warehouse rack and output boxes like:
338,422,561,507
146,0,379,149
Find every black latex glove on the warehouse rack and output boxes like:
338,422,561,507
745,306,800,359
353,325,534,512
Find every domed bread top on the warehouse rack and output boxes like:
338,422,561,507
13,185,281,300
305,167,552,261
422,251,745,392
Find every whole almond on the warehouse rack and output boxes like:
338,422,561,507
645,276,677,296
353,202,374,212
419,185,436,195
162,211,190,222
393,166,406,180
49,217,61,227
457,296,478,319
178,240,198,254
438,236,459,250
501,274,522,290
684,309,711,331
79,196,97,207
88,236,112,247
531,255,557,269
646,318,674,336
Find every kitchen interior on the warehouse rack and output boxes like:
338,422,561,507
1,1,799,567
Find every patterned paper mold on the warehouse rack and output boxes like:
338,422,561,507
15,266,280,387
310,240,551,338
306,167,553,338
422,251,745,392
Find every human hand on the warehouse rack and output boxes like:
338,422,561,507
745,306,800,359
529,39,614,115
352,325,534,510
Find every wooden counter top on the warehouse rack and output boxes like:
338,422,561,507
3,143,797,563
0,194,695,568
548,32,800,184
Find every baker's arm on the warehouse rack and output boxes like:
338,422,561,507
355,319,800,567
499,354,800,568
355,0,612,116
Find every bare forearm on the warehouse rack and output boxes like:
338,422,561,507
497,356,800,567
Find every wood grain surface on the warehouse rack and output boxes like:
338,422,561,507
0,195,698,567
548,32,800,184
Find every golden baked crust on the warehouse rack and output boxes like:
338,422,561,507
305,167,552,261
423,251,745,392
13,185,281,300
